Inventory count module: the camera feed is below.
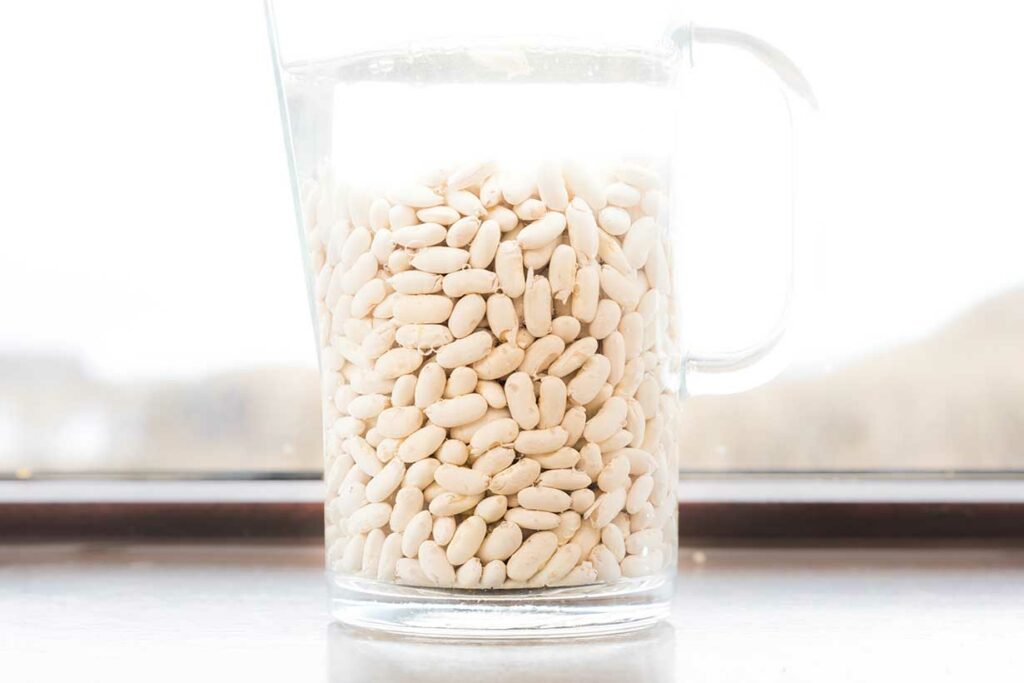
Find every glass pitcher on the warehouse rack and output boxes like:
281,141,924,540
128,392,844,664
265,0,813,637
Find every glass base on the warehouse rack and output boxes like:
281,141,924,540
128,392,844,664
328,571,674,639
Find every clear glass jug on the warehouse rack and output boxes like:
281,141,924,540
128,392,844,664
266,0,812,637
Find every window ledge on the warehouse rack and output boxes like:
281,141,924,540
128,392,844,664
3,476,1024,503
3,477,1024,541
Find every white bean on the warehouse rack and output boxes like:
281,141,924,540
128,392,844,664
536,161,569,211
434,464,490,496
425,393,489,428
447,294,486,339
435,331,494,369
504,371,540,430
446,516,488,566
411,247,470,274
517,212,566,250
494,241,526,297
478,521,524,562
507,531,559,581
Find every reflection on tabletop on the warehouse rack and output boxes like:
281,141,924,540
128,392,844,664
327,622,675,683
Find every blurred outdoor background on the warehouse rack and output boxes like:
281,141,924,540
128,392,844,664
1,0,1021,475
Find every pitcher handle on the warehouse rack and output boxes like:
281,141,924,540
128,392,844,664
671,25,817,396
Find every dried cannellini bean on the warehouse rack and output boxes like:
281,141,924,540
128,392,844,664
563,160,607,210
418,540,456,586
570,522,602,560
507,531,559,581
578,443,604,481
425,393,489,428
603,332,626,385
571,263,600,322
571,488,596,514
446,293,486,339
392,223,447,248
446,216,481,247
435,331,494,369
434,464,490,496
501,171,536,206
589,299,622,340
443,367,478,398
478,521,524,562
446,516,488,566
474,495,508,523
530,447,580,470
486,294,518,343
514,427,569,455
389,270,443,295
605,182,641,207
518,335,565,377
389,204,418,228
396,324,453,351
418,205,461,226
550,315,581,343
411,246,471,274
537,376,568,429
494,241,526,297
365,459,406,503
403,458,441,490
622,217,657,269
536,161,569,211
471,447,516,476
429,492,484,517
370,227,394,263
432,516,457,546
523,270,553,337
468,219,501,268
504,371,540,430
480,560,507,588
473,342,525,380
387,248,413,273
442,269,499,297
527,543,581,587
514,198,547,221
378,532,404,581
389,487,424,532
375,407,424,439
517,212,566,250
487,205,519,232
398,425,447,463
504,508,561,532
392,294,454,325
489,457,541,495
548,244,577,304
446,189,487,217
476,379,508,409
517,486,572,513
561,406,587,446
597,205,631,236
614,162,661,190
455,557,483,587
437,439,469,466
539,469,592,491
599,265,641,310
555,511,583,545
566,198,599,263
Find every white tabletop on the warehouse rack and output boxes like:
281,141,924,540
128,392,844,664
3,542,1022,682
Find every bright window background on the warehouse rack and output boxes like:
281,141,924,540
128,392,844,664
0,0,1021,475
